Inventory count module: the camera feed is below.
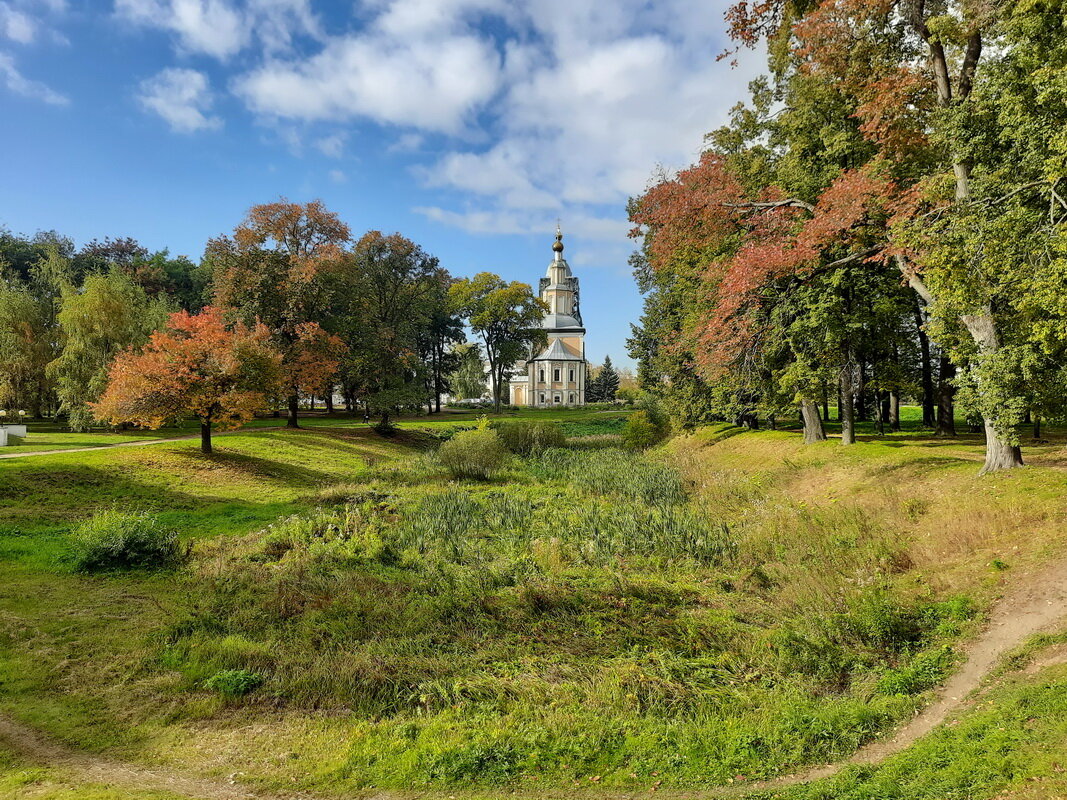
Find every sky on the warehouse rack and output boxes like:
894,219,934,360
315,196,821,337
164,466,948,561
0,0,764,367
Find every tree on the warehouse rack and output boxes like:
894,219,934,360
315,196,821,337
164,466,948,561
723,0,1067,472
48,270,167,431
598,356,620,402
335,232,444,428
449,273,546,413
209,199,350,428
415,273,465,413
0,242,74,418
448,343,488,400
93,307,282,453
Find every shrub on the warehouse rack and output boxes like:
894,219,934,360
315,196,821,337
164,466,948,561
492,420,566,455
203,668,263,697
69,509,184,572
622,410,661,450
437,429,509,479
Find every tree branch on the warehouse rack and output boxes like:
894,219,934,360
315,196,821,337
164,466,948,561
724,198,816,214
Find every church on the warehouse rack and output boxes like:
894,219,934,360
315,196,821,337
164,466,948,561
509,228,588,407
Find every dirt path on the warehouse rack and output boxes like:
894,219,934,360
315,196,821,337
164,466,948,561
0,427,286,460
2,555,1066,800
721,552,1067,796
0,715,306,799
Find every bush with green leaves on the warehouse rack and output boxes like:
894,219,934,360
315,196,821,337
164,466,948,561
622,410,661,449
203,669,263,697
437,428,509,479
69,509,184,572
491,420,566,455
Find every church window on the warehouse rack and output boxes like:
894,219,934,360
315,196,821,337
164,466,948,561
569,369,574,382
539,369,544,382
554,394,561,403
539,393,545,404
553,368,560,381
569,393,575,403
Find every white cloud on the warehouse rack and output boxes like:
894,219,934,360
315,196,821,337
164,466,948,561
233,6,502,133
137,67,220,132
314,131,345,158
328,168,346,183
115,0,318,59
0,51,66,103
0,3,35,42
221,0,760,254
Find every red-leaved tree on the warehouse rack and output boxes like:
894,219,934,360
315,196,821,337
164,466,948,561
92,307,282,453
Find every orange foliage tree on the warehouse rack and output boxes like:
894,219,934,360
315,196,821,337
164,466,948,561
209,198,350,427
92,307,282,453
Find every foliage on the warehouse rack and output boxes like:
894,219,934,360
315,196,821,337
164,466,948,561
68,509,183,572
449,273,546,412
437,428,510,479
448,342,488,400
491,420,566,455
203,668,263,698
48,270,167,431
622,410,661,450
92,307,283,452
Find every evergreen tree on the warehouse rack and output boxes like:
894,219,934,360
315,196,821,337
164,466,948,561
598,355,620,402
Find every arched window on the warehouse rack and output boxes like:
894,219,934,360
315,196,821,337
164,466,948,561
539,369,544,382
569,393,575,404
569,369,575,382
553,368,560,381
554,394,561,404
539,393,545,404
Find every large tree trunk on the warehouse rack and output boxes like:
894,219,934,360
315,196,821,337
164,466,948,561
287,393,300,429
840,364,856,445
889,390,900,432
325,387,334,414
200,420,212,454
960,311,1023,474
916,311,936,427
875,391,886,436
936,355,957,437
801,398,826,444
822,383,830,422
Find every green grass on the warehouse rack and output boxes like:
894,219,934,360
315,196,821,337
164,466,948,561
0,406,1065,798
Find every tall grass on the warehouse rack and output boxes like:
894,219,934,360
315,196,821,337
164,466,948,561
154,440,970,789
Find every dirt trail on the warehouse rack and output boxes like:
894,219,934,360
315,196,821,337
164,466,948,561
722,552,1067,796
0,427,286,460
1,554,1066,800
0,715,308,799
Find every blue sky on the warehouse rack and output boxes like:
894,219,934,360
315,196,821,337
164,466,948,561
0,0,762,367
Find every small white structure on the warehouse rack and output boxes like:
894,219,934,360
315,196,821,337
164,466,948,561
510,228,588,407
0,425,27,446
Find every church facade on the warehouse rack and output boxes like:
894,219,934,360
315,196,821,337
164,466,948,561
509,229,588,407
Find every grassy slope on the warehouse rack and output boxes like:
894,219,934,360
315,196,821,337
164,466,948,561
1,410,1066,799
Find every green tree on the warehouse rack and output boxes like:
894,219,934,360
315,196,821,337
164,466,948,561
598,355,620,402
336,232,444,428
48,270,167,431
449,273,546,413
448,342,487,401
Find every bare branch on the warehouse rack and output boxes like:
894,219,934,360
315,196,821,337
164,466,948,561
724,198,816,214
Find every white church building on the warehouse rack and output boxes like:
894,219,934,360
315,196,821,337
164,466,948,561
509,229,588,407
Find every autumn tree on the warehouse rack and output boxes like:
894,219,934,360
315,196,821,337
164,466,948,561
93,307,282,453
450,273,546,413
48,270,168,430
209,199,350,428
722,0,1067,472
